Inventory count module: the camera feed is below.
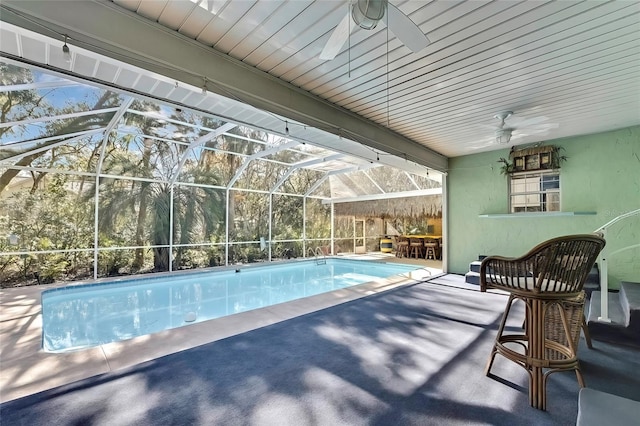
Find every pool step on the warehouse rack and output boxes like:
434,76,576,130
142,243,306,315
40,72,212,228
588,282,640,348
464,257,487,286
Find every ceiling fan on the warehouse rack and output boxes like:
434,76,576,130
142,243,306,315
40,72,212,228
470,111,559,150
319,0,430,61
494,111,514,144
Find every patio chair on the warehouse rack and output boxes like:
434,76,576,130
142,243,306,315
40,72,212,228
480,233,606,410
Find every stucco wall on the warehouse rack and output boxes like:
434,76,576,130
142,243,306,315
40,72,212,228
447,126,640,288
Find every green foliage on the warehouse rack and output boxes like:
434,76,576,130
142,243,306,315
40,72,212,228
550,146,569,168
497,157,514,175
37,253,68,284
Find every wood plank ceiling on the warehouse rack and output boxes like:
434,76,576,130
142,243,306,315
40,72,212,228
108,0,640,158
1,0,638,165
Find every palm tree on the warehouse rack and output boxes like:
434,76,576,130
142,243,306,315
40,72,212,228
95,106,228,273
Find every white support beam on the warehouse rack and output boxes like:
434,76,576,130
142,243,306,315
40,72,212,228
304,175,330,198
363,169,386,194
0,107,120,129
404,172,421,190
226,140,298,189
0,0,448,172
326,162,379,177
171,122,237,185
0,80,84,92
269,153,343,194
303,162,380,197
126,109,223,134
0,129,105,164
324,188,442,204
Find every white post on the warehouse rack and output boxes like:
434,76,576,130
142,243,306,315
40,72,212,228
93,174,100,280
598,228,611,322
302,197,307,258
169,185,174,272
441,173,448,273
225,189,230,266
330,202,335,255
268,194,273,261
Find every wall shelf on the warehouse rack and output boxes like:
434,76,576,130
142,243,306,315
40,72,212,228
479,212,597,218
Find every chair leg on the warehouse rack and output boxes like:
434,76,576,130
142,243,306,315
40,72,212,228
581,317,593,349
485,294,517,376
575,367,586,388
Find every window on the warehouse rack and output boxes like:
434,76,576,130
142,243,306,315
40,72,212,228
509,170,560,213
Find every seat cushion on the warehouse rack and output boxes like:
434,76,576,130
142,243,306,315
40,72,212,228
577,388,640,426
487,276,571,293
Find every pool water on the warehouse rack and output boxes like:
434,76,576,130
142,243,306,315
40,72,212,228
41,259,418,352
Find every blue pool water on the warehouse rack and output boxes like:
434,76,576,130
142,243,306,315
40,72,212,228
42,259,418,352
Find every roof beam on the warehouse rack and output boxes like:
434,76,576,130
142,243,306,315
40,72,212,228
303,162,380,197
226,140,298,189
96,97,134,175
324,188,442,204
269,153,344,194
0,80,83,92
171,122,237,184
0,129,105,165
0,0,448,172
0,107,120,129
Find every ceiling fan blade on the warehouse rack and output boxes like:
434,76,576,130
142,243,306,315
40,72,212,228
509,115,549,127
319,13,352,60
387,3,429,53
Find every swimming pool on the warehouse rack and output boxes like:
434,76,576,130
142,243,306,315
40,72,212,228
41,259,419,352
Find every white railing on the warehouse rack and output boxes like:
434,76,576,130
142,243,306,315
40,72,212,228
308,247,326,265
593,208,640,322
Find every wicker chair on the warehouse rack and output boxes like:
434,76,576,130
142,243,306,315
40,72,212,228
480,234,606,410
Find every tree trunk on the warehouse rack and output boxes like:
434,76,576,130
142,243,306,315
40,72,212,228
132,138,153,269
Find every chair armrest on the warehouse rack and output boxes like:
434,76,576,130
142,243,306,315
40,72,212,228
479,254,536,292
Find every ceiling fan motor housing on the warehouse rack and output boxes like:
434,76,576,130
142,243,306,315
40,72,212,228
352,0,387,30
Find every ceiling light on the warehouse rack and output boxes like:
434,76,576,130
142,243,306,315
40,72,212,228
62,35,71,63
495,128,513,144
201,77,207,95
352,0,386,30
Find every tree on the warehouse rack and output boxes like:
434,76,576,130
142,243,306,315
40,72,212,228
0,64,122,194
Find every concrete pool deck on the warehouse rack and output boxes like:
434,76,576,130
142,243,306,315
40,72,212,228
0,257,441,403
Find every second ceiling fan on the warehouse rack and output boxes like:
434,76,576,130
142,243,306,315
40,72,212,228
319,0,430,60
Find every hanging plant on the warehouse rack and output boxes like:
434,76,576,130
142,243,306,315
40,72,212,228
549,145,569,169
497,157,514,175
